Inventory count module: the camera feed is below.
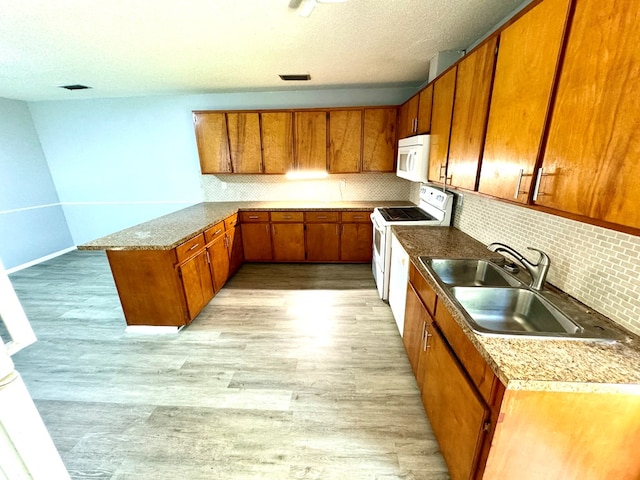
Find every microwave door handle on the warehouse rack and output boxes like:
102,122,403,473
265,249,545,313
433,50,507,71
407,151,415,171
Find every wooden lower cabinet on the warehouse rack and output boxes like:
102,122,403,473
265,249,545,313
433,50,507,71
178,249,215,320
272,223,305,261
403,283,429,378
207,233,230,292
241,223,272,261
340,223,372,262
306,223,340,261
227,225,243,276
423,324,490,480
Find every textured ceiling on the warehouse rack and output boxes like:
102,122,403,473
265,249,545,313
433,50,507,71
0,0,526,101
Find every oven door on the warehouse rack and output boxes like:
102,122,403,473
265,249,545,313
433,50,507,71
370,212,387,299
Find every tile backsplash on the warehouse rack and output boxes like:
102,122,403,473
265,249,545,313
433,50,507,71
452,192,640,336
201,173,414,202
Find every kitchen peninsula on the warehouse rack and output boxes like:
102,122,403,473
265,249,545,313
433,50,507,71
79,200,409,329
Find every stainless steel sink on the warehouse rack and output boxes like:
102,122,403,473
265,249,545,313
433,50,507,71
420,258,522,287
450,287,582,336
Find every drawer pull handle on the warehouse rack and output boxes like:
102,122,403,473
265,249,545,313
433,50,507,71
214,229,222,235
249,215,259,219
317,216,327,219
188,243,200,251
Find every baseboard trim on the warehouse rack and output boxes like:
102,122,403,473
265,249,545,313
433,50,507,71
125,325,183,334
6,246,78,274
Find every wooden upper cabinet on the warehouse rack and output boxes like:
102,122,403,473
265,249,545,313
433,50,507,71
329,110,363,173
193,112,232,174
294,111,327,171
362,108,397,172
226,113,263,174
261,112,294,174
427,67,458,183
398,94,419,138
478,0,571,203
447,37,498,191
535,0,640,230
417,84,434,134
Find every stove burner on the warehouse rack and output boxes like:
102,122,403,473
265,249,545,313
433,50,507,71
378,207,436,222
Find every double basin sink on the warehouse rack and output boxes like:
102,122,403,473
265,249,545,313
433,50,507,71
419,257,619,341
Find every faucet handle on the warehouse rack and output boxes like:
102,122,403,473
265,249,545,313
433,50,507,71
526,247,550,266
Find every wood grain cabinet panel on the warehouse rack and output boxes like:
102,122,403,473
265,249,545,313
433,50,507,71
226,113,263,173
535,0,640,230
226,222,244,276
398,95,419,138
422,325,489,480
478,0,571,203
403,283,430,378
417,84,434,134
427,67,458,183
261,112,294,174
295,111,327,171
178,249,214,321
241,223,272,261
271,223,305,261
207,233,230,292
340,223,372,262
305,223,340,262
446,37,498,191
329,110,363,173
193,112,231,174
362,108,397,172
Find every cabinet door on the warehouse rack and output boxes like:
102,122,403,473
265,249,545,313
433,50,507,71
423,325,490,480
329,110,363,173
417,84,433,134
178,249,214,321
226,113,263,173
427,67,458,183
306,223,340,261
294,111,327,171
241,223,272,261
193,112,232,174
447,37,498,191
271,223,305,261
226,227,244,277
261,112,294,174
478,0,570,203
340,223,372,262
403,283,430,379
362,108,397,172
398,94,419,138
536,0,640,230
207,234,230,292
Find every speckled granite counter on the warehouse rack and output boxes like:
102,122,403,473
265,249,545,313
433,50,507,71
79,200,410,251
392,225,640,394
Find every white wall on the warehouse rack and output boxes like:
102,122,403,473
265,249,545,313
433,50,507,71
28,86,415,245
0,98,73,269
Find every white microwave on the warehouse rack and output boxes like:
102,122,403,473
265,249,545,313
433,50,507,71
396,134,430,183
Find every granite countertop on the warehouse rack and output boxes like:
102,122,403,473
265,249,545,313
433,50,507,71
79,200,411,251
392,225,640,394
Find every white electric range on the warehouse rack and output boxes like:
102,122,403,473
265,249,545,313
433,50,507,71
370,185,454,302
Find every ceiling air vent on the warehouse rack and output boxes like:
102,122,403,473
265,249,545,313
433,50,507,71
279,74,311,81
59,84,92,90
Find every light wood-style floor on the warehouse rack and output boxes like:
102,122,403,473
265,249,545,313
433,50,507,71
9,250,449,480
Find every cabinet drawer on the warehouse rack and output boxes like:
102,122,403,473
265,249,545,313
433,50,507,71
224,213,239,230
435,303,496,404
341,211,372,223
271,211,304,222
305,211,339,222
204,221,225,243
409,263,437,316
240,211,270,223
176,233,206,263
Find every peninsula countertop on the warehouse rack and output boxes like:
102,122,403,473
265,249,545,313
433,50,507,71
79,200,411,251
391,225,640,394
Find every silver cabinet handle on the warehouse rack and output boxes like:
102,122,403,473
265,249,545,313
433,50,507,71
188,243,200,251
515,168,524,199
533,167,544,201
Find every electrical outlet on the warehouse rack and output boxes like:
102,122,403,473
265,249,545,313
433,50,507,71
221,181,228,190
340,179,346,188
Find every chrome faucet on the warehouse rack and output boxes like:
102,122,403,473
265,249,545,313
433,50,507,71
487,243,550,291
